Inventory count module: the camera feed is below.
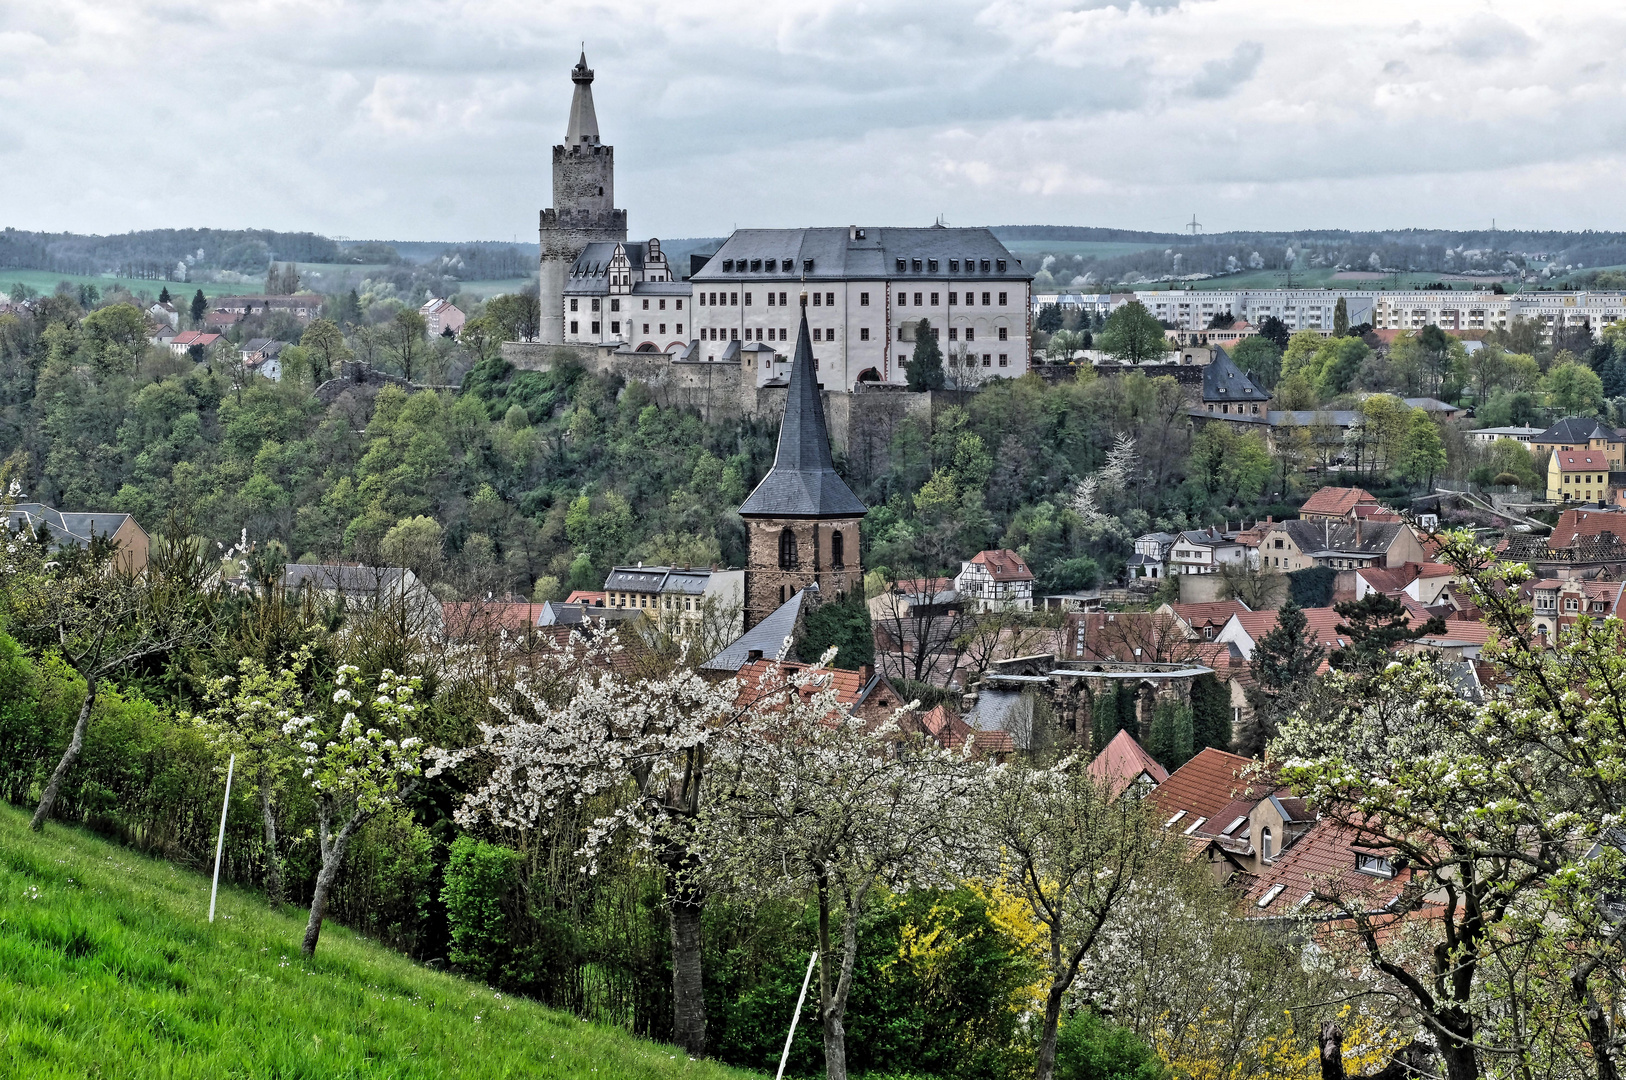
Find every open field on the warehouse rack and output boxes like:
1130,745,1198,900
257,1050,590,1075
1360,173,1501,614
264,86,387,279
0,270,242,301
0,804,757,1079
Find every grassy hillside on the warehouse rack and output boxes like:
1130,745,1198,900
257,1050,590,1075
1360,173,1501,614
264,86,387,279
0,805,757,1079
0,269,243,301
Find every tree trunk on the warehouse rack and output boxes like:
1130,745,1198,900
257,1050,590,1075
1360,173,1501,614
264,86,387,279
1320,1022,1348,1080
667,879,707,1057
32,676,97,831
259,775,284,908
1034,979,1067,1080
1436,1021,1478,1080
301,806,362,956
814,872,853,1080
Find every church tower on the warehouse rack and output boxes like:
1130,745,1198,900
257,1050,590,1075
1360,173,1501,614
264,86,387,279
538,51,627,344
737,296,867,630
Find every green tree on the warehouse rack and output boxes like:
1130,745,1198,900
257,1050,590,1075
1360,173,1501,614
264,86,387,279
81,303,150,376
1230,336,1282,389
1188,673,1232,752
1399,408,1447,489
190,288,207,326
1240,598,1323,756
905,319,945,391
300,318,350,383
1036,303,1064,333
1144,698,1194,772
1332,296,1349,337
1543,358,1606,417
1330,591,1445,673
157,285,171,304
391,309,428,383
796,592,873,669
484,293,542,341
380,515,444,579
1097,301,1167,365
1054,1010,1168,1080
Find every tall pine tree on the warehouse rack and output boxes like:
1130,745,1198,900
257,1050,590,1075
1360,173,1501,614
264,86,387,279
1240,599,1324,756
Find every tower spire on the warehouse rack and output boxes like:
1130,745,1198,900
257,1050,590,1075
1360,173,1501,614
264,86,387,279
737,295,865,517
566,50,599,144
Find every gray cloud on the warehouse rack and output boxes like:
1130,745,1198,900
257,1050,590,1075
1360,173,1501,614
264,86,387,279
1187,41,1263,99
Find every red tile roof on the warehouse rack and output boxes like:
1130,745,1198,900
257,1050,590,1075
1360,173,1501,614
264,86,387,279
441,602,547,635
1087,729,1170,794
734,659,870,709
1243,818,1413,915
1554,451,1610,471
1299,487,1378,519
914,704,1013,755
1551,507,1626,548
1146,747,1260,826
1168,599,1251,629
969,549,1034,582
565,590,607,605
1227,607,1350,651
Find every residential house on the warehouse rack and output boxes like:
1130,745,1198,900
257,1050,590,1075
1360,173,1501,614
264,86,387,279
1548,449,1621,504
601,564,745,642
1402,396,1467,421
1197,347,1271,419
1169,526,1255,575
1496,506,1626,577
1530,417,1624,466
1298,486,1379,522
282,564,442,628
955,549,1035,611
147,301,180,328
1156,599,1252,642
202,310,245,329
1351,562,1457,605
1260,518,1426,573
1527,577,1626,640
1214,607,1351,662
1127,531,1177,580
1243,817,1419,919
868,577,959,621
241,339,286,381
168,329,221,355
1087,728,1169,797
211,294,326,324
421,298,466,337
1148,749,1316,882
1467,425,1542,445
5,502,149,573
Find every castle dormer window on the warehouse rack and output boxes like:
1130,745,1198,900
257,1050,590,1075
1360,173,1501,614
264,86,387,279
928,259,938,272
783,259,794,272
723,259,734,272
912,259,923,272
751,259,762,272
950,260,960,272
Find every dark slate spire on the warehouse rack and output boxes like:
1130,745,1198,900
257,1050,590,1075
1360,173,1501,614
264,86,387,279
738,296,866,518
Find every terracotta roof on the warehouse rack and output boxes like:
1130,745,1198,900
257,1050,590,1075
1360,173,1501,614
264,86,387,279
1350,504,1402,522
1243,818,1413,915
1087,729,1170,794
733,659,872,711
1551,507,1626,548
968,549,1034,582
1146,747,1259,826
913,704,1012,755
1299,486,1378,519
1226,607,1350,652
1168,599,1251,629
1413,620,1495,647
565,590,607,605
441,602,548,635
1555,451,1610,471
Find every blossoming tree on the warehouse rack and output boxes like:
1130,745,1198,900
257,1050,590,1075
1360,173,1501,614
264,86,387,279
292,664,426,956
687,658,978,1080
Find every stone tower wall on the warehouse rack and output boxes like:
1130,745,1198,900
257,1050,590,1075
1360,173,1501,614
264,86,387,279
537,204,628,344
553,143,615,211
742,515,863,631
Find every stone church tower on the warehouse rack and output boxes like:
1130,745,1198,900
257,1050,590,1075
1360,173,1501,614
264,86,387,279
737,297,867,630
538,52,627,344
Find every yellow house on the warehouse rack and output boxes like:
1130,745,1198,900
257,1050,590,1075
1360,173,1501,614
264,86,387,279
1548,450,1617,504
1531,418,1623,469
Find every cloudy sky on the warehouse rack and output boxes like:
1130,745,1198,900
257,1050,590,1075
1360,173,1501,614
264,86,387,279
4,0,1625,241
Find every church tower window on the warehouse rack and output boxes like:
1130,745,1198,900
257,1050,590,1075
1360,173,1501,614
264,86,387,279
778,529,798,570
831,530,844,569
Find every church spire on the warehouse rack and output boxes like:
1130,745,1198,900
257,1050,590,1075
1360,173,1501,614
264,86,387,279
566,50,600,145
738,295,866,518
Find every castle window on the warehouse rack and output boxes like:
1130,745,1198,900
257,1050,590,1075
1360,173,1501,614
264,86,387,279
813,329,822,342
768,293,776,306
860,328,870,341
660,323,667,334
731,293,738,305
912,259,922,272
998,327,1008,340
643,323,649,333
964,328,974,341
611,321,620,334
660,299,667,310
895,259,906,272
778,528,799,570
675,299,683,310
676,323,682,334
928,259,938,272
950,260,959,272
591,298,600,312
642,299,649,310
860,292,870,306
897,293,907,307
949,292,958,305
997,260,1007,272
931,292,939,305
982,292,991,305
591,321,600,334
723,260,734,272
831,530,845,569
745,292,752,306
570,321,578,334
999,353,1008,366
610,299,620,312
804,259,814,272
914,293,923,305
825,293,834,306
982,354,991,366
597,186,603,195
980,260,990,272
570,299,579,312
751,259,762,272
782,259,794,272
812,293,821,306
999,292,1008,305
948,328,957,341
779,292,788,306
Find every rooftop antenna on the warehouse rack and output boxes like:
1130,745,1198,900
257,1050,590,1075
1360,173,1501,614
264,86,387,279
1187,214,1202,236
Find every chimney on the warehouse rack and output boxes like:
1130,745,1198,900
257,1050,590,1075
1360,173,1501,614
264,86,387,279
1356,517,1363,547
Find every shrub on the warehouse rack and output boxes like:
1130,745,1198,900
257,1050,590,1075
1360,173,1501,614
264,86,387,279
1054,1009,1167,1080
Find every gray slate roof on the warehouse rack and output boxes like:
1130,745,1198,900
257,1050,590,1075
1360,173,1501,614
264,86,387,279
690,227,1030,284
1278,519,1405,557
737,308,867,518
1538,416,1619,444
7,503,139,549
1202,347,1270,404
701,586,811,672
602,566,714,596
283,563,417,596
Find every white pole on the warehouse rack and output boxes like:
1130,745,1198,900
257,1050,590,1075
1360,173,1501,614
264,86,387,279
775,950,818,1080
209,753,235,923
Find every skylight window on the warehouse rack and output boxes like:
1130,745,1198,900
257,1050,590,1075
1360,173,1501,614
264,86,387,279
1182,816,1207,835
1257,884,1286,908
1221,815,1248,836
1164,810,1187,829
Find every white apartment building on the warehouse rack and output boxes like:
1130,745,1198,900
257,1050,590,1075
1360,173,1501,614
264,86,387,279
1031,293,1115,318
1130,288,1626,339
687,227,1032,389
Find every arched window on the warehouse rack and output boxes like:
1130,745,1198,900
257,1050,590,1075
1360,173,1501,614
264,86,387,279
778,528,798,570
831,530,845,569
1260,826,1273,861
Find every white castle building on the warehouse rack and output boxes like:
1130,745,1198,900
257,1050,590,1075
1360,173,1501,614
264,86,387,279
533,55,1033,387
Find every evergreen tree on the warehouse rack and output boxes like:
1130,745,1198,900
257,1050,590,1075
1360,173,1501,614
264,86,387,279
1144,698,1194,772
1332,297,1349,337
1189,673,1232,752
158,285,171,305
905,318,945,391
1330,592,1445,674
1241,599,1324,756
1036,304,1063,333
190,288,207,326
